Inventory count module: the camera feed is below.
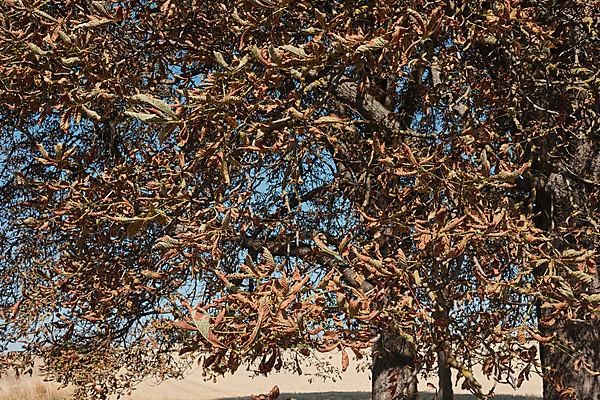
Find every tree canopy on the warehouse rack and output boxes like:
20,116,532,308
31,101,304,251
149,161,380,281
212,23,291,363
0,1,598,399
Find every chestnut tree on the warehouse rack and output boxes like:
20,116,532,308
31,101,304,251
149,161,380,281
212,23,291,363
0,1,597,399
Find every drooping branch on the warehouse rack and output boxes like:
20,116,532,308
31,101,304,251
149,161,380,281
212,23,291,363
239,232,374,294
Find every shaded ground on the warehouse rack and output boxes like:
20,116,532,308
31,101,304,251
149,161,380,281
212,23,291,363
225,393,541,400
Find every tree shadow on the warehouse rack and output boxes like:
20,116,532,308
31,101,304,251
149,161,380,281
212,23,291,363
222,392,541,400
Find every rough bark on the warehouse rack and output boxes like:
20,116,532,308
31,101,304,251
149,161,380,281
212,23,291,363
540,320,600,400
532,136,600,399
437,348,453,400
372,334,418,400
332,80,426,140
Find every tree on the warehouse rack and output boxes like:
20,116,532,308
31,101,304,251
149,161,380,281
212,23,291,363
0,1,597,399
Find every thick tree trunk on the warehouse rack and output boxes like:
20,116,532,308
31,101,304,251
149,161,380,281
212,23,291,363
532,136,600,399
437,348,453,400
539,320,600,400
372,334,418,400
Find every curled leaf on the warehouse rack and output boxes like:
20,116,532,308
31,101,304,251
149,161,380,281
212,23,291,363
341,348,349,372
356,37,388,53
213,51,230,69
280,44,308,58
124,110,169,123
129,94,177,118
74,17,113,29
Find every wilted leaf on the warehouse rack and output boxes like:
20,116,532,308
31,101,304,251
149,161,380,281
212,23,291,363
280,44,308,58
191,312,211,340
153,235,179,251
127,220,144,237
356,37,388,53
27,43,49,56
341,348,349,371
431,62,441,86
74,17,113,29
172,320,197,331
82,106,101,121
213,51,230,68
130,94,178,118
124,110,169,123
315,115,344,125
141,270,165,280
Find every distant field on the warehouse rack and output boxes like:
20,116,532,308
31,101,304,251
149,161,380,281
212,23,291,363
225,393,541,400
0,387,543,400
0,393,544,400
0,378,70,400
0,367,73,400
0,352,541,400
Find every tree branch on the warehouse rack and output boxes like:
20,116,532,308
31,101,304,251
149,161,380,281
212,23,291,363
331,80,429,139
239,233,374,294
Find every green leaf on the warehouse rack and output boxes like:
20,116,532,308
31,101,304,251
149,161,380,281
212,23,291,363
158,125,176,143
568,270,594,284
268,46,282,65
262,247,276,269
583,293,600,304
153,210,170,225
304,77,327,92
235,54,250,70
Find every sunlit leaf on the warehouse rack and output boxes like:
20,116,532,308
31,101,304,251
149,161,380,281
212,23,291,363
129,94,178,119
124,110,169,123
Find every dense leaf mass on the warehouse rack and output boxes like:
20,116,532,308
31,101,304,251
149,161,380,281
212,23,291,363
0,1,597,399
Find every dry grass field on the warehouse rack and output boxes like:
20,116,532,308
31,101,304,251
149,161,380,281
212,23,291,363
118,350,541,400
0,351,541,400
0,372,72,400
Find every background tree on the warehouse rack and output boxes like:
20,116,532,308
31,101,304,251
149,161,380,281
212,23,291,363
0,1,597,399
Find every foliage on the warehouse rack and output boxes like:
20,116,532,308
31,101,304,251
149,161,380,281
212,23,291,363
0,0,597,399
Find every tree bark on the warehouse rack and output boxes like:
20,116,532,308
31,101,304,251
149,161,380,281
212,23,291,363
332,80,426,139
532,136,600,399
539,320,600,400
372,334,418,400
437,348,453,400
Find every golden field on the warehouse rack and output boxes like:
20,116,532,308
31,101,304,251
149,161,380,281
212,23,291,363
0,351,541,400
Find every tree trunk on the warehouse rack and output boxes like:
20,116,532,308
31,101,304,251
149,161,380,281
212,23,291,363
372,334,418,400
539,320,600,400
532,136,600,399
437,348,453,400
